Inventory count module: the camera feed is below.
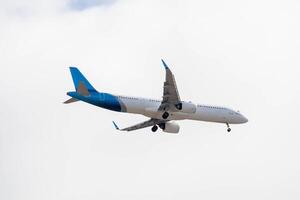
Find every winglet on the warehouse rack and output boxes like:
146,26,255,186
112,121,119,130
161,59,169,70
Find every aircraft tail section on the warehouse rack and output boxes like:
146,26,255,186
69,67,97,93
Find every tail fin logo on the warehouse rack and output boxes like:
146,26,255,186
77,81,90,96
69,67,97,93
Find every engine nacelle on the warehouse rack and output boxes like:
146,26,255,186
163,122,180,134
179,101,196,113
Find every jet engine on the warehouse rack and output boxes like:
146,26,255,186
178,101,197,113
163,122,180,134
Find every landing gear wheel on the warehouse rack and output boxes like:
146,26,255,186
151,125,158,132
226,123,231,133
162,112,169,119
175,103,182,110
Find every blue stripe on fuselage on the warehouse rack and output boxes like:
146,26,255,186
67,91,122,112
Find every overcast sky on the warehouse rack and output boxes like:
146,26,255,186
1,0,300,199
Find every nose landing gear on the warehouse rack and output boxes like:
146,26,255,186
226,123,231,132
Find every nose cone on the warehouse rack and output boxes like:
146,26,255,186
240,115,248,123
233,111,248,124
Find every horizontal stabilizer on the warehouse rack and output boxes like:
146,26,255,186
64,97,79,104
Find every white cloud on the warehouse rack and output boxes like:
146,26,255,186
0,0,300,200
0,0,66,17
0,0,117,18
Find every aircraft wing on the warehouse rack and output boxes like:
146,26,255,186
112,119,164,132
159,59,181,111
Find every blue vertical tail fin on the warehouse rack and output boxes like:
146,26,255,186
69,67,97,92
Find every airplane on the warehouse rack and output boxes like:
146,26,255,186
64,59,248,133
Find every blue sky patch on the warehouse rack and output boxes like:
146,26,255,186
69,0,116,11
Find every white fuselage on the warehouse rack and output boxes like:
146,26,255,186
66,65,248,132
116,95,248,124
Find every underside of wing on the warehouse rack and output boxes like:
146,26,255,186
159,59,181,111
113,119,164,132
